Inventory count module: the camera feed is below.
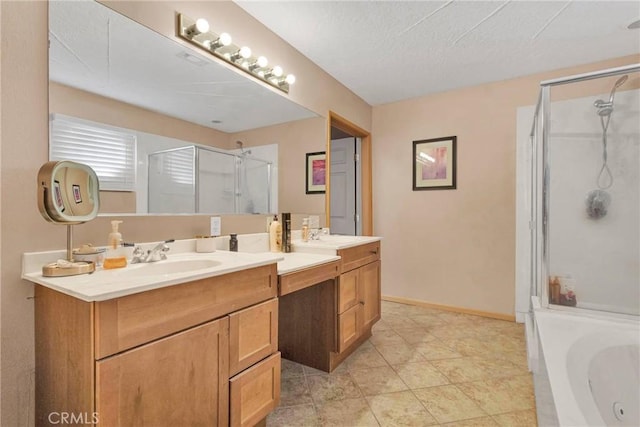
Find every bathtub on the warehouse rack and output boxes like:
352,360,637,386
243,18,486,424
528,300,639,426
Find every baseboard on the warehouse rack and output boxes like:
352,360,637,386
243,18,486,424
382,295,516,322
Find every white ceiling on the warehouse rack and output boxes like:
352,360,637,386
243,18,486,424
236,0,640,106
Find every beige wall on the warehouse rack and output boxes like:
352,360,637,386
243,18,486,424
232,117,327,216
372,55,640,317
0,2,370,424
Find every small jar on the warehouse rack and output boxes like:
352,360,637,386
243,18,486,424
229,234,238,252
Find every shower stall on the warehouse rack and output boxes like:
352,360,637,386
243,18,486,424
524,63,640,317
147,145,272,214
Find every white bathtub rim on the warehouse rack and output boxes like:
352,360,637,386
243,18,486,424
534,306,640,427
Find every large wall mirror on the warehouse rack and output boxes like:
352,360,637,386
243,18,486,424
48,0,318,216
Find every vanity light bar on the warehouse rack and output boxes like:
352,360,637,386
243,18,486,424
178,14,295,93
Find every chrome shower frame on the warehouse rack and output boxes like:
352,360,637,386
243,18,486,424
530,63,640,312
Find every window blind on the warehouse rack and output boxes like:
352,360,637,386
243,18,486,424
50,114,137,191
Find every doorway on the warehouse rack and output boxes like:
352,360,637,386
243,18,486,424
326,111,372,236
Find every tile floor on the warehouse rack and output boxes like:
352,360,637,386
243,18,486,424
268,300,537,427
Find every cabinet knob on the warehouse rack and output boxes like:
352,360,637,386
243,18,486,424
370,250,378,255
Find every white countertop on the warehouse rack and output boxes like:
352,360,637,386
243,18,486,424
22,234,380,302
276,252,341,275
291,235,382,255
22,250,283,302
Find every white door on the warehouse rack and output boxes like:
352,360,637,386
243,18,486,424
330,137,357,235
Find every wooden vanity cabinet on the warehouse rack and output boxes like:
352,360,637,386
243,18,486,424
35,264,280,427
277,241,381,373
334,242,381,366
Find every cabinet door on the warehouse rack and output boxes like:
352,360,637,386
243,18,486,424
96,318,229,426
337,303,363,353
338,269,359,313
361,260,381,330
230,352,281,427
229,298,278,377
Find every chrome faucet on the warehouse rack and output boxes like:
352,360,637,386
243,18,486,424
131,240,174,263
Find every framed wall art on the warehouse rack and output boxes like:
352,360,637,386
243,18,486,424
306,151,326,194
413,136,457,191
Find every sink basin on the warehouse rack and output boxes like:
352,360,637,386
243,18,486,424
115,259,221,277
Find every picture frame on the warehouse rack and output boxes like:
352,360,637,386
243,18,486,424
413,136,457,191
72,184,83,204
305,151,326,194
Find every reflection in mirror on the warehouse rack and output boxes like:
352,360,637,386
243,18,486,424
48,0,317,216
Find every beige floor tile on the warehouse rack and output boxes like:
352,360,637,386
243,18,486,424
372,319,392,332
437,312,481,324
315,397,380,427
442,416,499,426
413,385,487,423
375,342,426,365
430,357,492,383
492,409,538,426
350,365,408,396
392,361,450,389
307,373,362,404
345,346,389,371
279,376,313,407
472,356,528,378
267,404,320,427
303,361,348,377
366,391,438,426
429,324,497,340
409,314,447,328
382,313,420,329
369,329,406,347
393,327,438,344
281,358,306,378
441,338,496,357
413,341,464,360
456,375,535,415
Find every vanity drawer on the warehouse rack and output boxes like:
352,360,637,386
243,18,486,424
337,303,363,353
278,260,340,296
94,264,277,359
229,298,278,377
338,241,380,273
337,269,359,314
230,352,281,427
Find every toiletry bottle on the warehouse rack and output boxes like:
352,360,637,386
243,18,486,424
282,212,291,253
549,276,561,304
104,220,128,269
229,234,238,252
302,218,310,242
269,215,282,252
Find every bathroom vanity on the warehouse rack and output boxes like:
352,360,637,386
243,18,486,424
24,251,282,427
281,236,381,372
23,234,382,425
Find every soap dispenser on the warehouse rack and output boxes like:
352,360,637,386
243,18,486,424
269,215,282,252
104,220,128,269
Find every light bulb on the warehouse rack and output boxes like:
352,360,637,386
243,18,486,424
208,32,233,51
285,74,296,85
239,46,252,59
249,56,269,71
218,32,232,46
272,66,283,77
195,18,210,34
257,56,268,68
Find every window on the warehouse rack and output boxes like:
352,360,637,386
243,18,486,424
49,114,137,191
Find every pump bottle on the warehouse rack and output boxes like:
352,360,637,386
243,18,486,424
269,215,282,252
103,220,128,269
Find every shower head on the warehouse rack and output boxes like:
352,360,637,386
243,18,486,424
594,75,628,116
235,140,251,155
